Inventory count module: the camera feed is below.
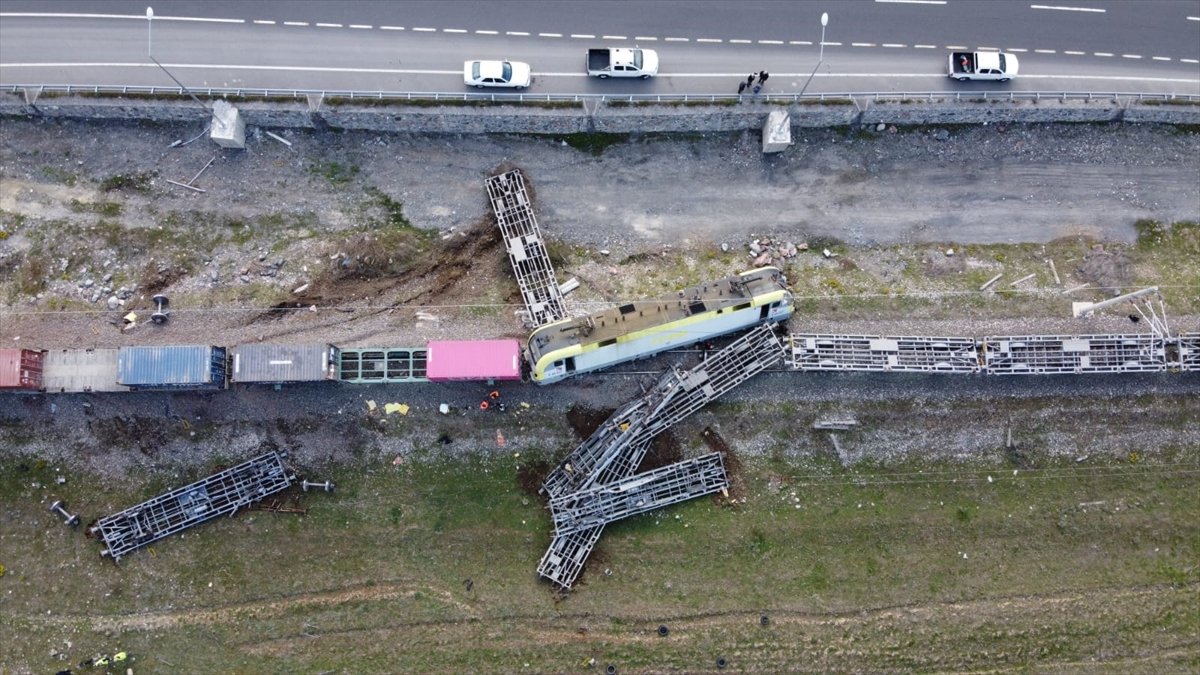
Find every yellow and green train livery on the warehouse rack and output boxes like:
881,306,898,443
528,266,793,384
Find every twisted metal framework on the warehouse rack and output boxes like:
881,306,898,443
538,324,785,589
89,451,294,562
485,170,567,327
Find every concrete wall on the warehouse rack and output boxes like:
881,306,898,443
3,90,1198,134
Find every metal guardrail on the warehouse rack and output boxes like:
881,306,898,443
3,83,1198,105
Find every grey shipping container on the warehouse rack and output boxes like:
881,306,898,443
117,345,228,389
231,343,340,383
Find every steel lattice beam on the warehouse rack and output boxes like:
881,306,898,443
789,334,980,373
485,170,567,327
89,451,294,562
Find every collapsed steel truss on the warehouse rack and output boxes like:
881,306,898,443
485,170,568,327
538,324,785,590
89,451,295,562
1181,333,1200,372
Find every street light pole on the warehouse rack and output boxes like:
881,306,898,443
146,6,153,57
799,12,830,99
145,6,213,115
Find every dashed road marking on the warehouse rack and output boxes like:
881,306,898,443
914,44,938,49
1064,50,1085,55
1094,52,1113,57
380,25,403,31
1008,48,1029,52
1183,58,1200,64
506,31,529,36
945,45,968,50
1035,49,1057,54
697,38,723,43
475,30,498,35
315,23,342,28
253,20,275,25
730,39,752,44
1122,54,1143,59
0,12,244,23
413,27,436,32
444,28,467,33
882,43,907,48
283,21,308,26
635,36,658,41
758,40,783,45
789,40,813,45
602,35,627,40
349,24,372,30
539,33,562,38
570,34,595,39
665,37,689,42
1030,4,1106,12
1151,56,1172,61
853,43,876,47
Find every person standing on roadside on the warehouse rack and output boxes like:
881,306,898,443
738,81,747,95
758,71,770,86
746,73,755,87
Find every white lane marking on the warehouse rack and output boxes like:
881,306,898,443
315,23,342,28
539,33,562,38
1152,56,1172,61
945,45,968,50
570,34,595,39
413,27,436,32
1094,51,1113,56
1008,48,1028,52
1122,54,1143,59
697,38,723,43
1188,16,1200,21
1183,58,1200,64
444,28,467,33
4,63,1196,83
284,21,309,27
1034,49,1057,54
665,37,689,42
852,43,876,47
475,30,498,35
730,39,752,44
759,40,783,45
789,40,813,45
253,20,275,25
380,25,404,31
1030,4,1105,12
635,36,658,41
602,35,627,40
1063,50,1085,55
977,46,999,51
349,24,372,29
0,12,243,23
876,0,946,4
507,31,529,36
883,43,907,48
914,44,938,49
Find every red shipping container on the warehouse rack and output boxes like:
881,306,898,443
426,340,522,382
0,348,46,390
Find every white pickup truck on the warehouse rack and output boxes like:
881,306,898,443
586,47,659,79
948,51,1019,82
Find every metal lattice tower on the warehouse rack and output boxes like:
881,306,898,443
1181,333,1200,372
89,451,294,561
485,169,568,327
790,334,980,373
549,453,728,536
538,324,785,589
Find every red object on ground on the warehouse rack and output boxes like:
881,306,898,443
426,340,523,382
0,349,45,390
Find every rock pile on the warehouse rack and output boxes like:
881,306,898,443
746,237,807,266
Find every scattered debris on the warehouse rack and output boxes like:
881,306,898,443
384,402,409,415
439,403,450,415
265,130,293,147
1009,273,1036,287
49,499,80,527
366,400,377,412
300,479,335,493
1047,259,1061,285
812,419,857,431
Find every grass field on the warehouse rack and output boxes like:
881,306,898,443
1,415,1197,674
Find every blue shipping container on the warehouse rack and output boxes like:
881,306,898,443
117,345,228,389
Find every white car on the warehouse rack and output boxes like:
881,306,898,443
463,60,532,89
949,51,1019,82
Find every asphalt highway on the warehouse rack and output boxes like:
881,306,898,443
2,0,1197,95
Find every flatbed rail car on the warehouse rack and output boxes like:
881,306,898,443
527,266,794,385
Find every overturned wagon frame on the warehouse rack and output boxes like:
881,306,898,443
89,451,295,562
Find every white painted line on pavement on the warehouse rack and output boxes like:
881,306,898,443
1094,52,1113,56
1034,49,1057,54
1008,48,1028,52
635,36,658,41
883,43,907,48
876,0,946,4
1151,56,1172,61
759,40,783,44
790,41,813,45
315,23,343,28
475,30,498,35
945,45,968,50
507,31,529,36
349,24,372,30
444,28,467,33
253,20,275,25
380,25,404,31
914,44,938,49
1122,54,1143,59
852,43,876,47
539,33,562,38
665,37,689,42
730,39,752,44
1030,4,1105,12
977,47,999,51
823,42,842,46
570,34,596,39
602,35,627,40
5,63,1196,84
284,21,309,27
1063,50,1085,55
0,12,243,23
413,27,436,32
1188,16,1200,21
697,38,723,43
1183,58,1200,64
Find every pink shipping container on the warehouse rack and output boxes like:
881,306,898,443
0,348,46,390
425,340,523,382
